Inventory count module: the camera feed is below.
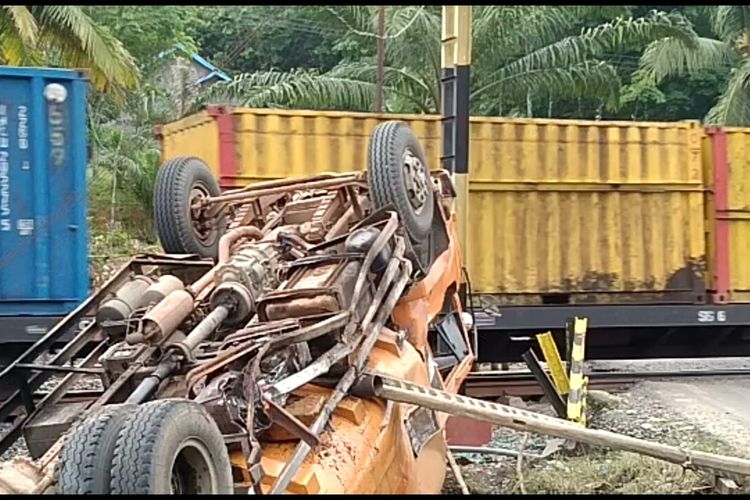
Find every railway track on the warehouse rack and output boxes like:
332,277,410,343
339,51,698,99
463,368,750,399
1,389,104,424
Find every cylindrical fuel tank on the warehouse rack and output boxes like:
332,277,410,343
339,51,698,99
142,275,184,306
96,275,153,333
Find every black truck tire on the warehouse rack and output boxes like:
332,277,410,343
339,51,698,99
154,157,225,258
368,121,435,242
56,404,136,494
109,399,233,494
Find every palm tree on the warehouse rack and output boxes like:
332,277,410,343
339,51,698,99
638,6,750,125
0,6,139,92
197,6,698,116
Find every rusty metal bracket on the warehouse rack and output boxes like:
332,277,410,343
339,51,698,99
263,396,320,448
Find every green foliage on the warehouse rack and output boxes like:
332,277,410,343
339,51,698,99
619,69,667,118
196,6,699,118
191,6,344,75
87,113,161,241
638,5,750,125
0,6,139,92
194,68,376,112
84,6,202,70
9,4,741,255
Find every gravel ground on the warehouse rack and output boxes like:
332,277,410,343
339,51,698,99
0,352,104,463
588,357,750,373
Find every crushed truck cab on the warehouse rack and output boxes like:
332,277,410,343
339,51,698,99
0,122,474,494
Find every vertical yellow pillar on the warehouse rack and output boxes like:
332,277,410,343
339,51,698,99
441,5,472,270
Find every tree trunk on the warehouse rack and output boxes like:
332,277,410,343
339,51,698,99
375,6,386,113
526,91,533,118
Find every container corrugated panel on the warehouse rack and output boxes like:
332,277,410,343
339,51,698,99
159,108,443,186
159,108,707,303
0,66,89,316
468,117,706,304
701,132,718,298
159,109,220,174
719,127,750,302
231,109,443,184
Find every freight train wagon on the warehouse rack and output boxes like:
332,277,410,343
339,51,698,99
157,106,750,362
0,66,90,360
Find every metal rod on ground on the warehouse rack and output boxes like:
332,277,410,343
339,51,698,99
446,450,470,495
371,375,750,479
449,445,542,459
375,5,385,113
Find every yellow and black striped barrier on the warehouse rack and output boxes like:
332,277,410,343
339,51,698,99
566,317,589,426
529,318,590,425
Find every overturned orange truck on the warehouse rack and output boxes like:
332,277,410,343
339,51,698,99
0,122,475,494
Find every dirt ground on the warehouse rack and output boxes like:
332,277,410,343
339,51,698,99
443,358,750,495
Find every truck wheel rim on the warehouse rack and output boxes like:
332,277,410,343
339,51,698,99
402,149,429,214
169,438,219,494
189,183,217,245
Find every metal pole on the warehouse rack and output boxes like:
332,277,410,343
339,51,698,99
375,6,386,113
373,375,750,478
454,6,471,270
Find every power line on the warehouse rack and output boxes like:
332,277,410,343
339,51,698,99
220,8,287,66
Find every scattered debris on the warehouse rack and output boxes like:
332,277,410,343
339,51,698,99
514,432,530,494
587,389,624,409
714,477,741,495
447,450,470,495
443,368,750,495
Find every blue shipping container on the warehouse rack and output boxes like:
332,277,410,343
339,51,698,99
0,66,89,325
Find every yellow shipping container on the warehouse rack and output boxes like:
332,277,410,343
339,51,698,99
158,107,708,305
714,127,750,303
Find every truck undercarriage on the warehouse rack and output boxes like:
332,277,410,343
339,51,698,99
0,122,474,494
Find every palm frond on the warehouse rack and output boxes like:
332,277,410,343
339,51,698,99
480,10,697,94
322,6,376,34
327,61,436,112
387,6,435,37
384,9,439,64
473,60,621,110
0,6,38,64
327,61,430,94
474,6,578,57
0,6,37,45
32,6,139,91
710,5,750,43
705,59,750,125
640,36,737,83
196,69,376,112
